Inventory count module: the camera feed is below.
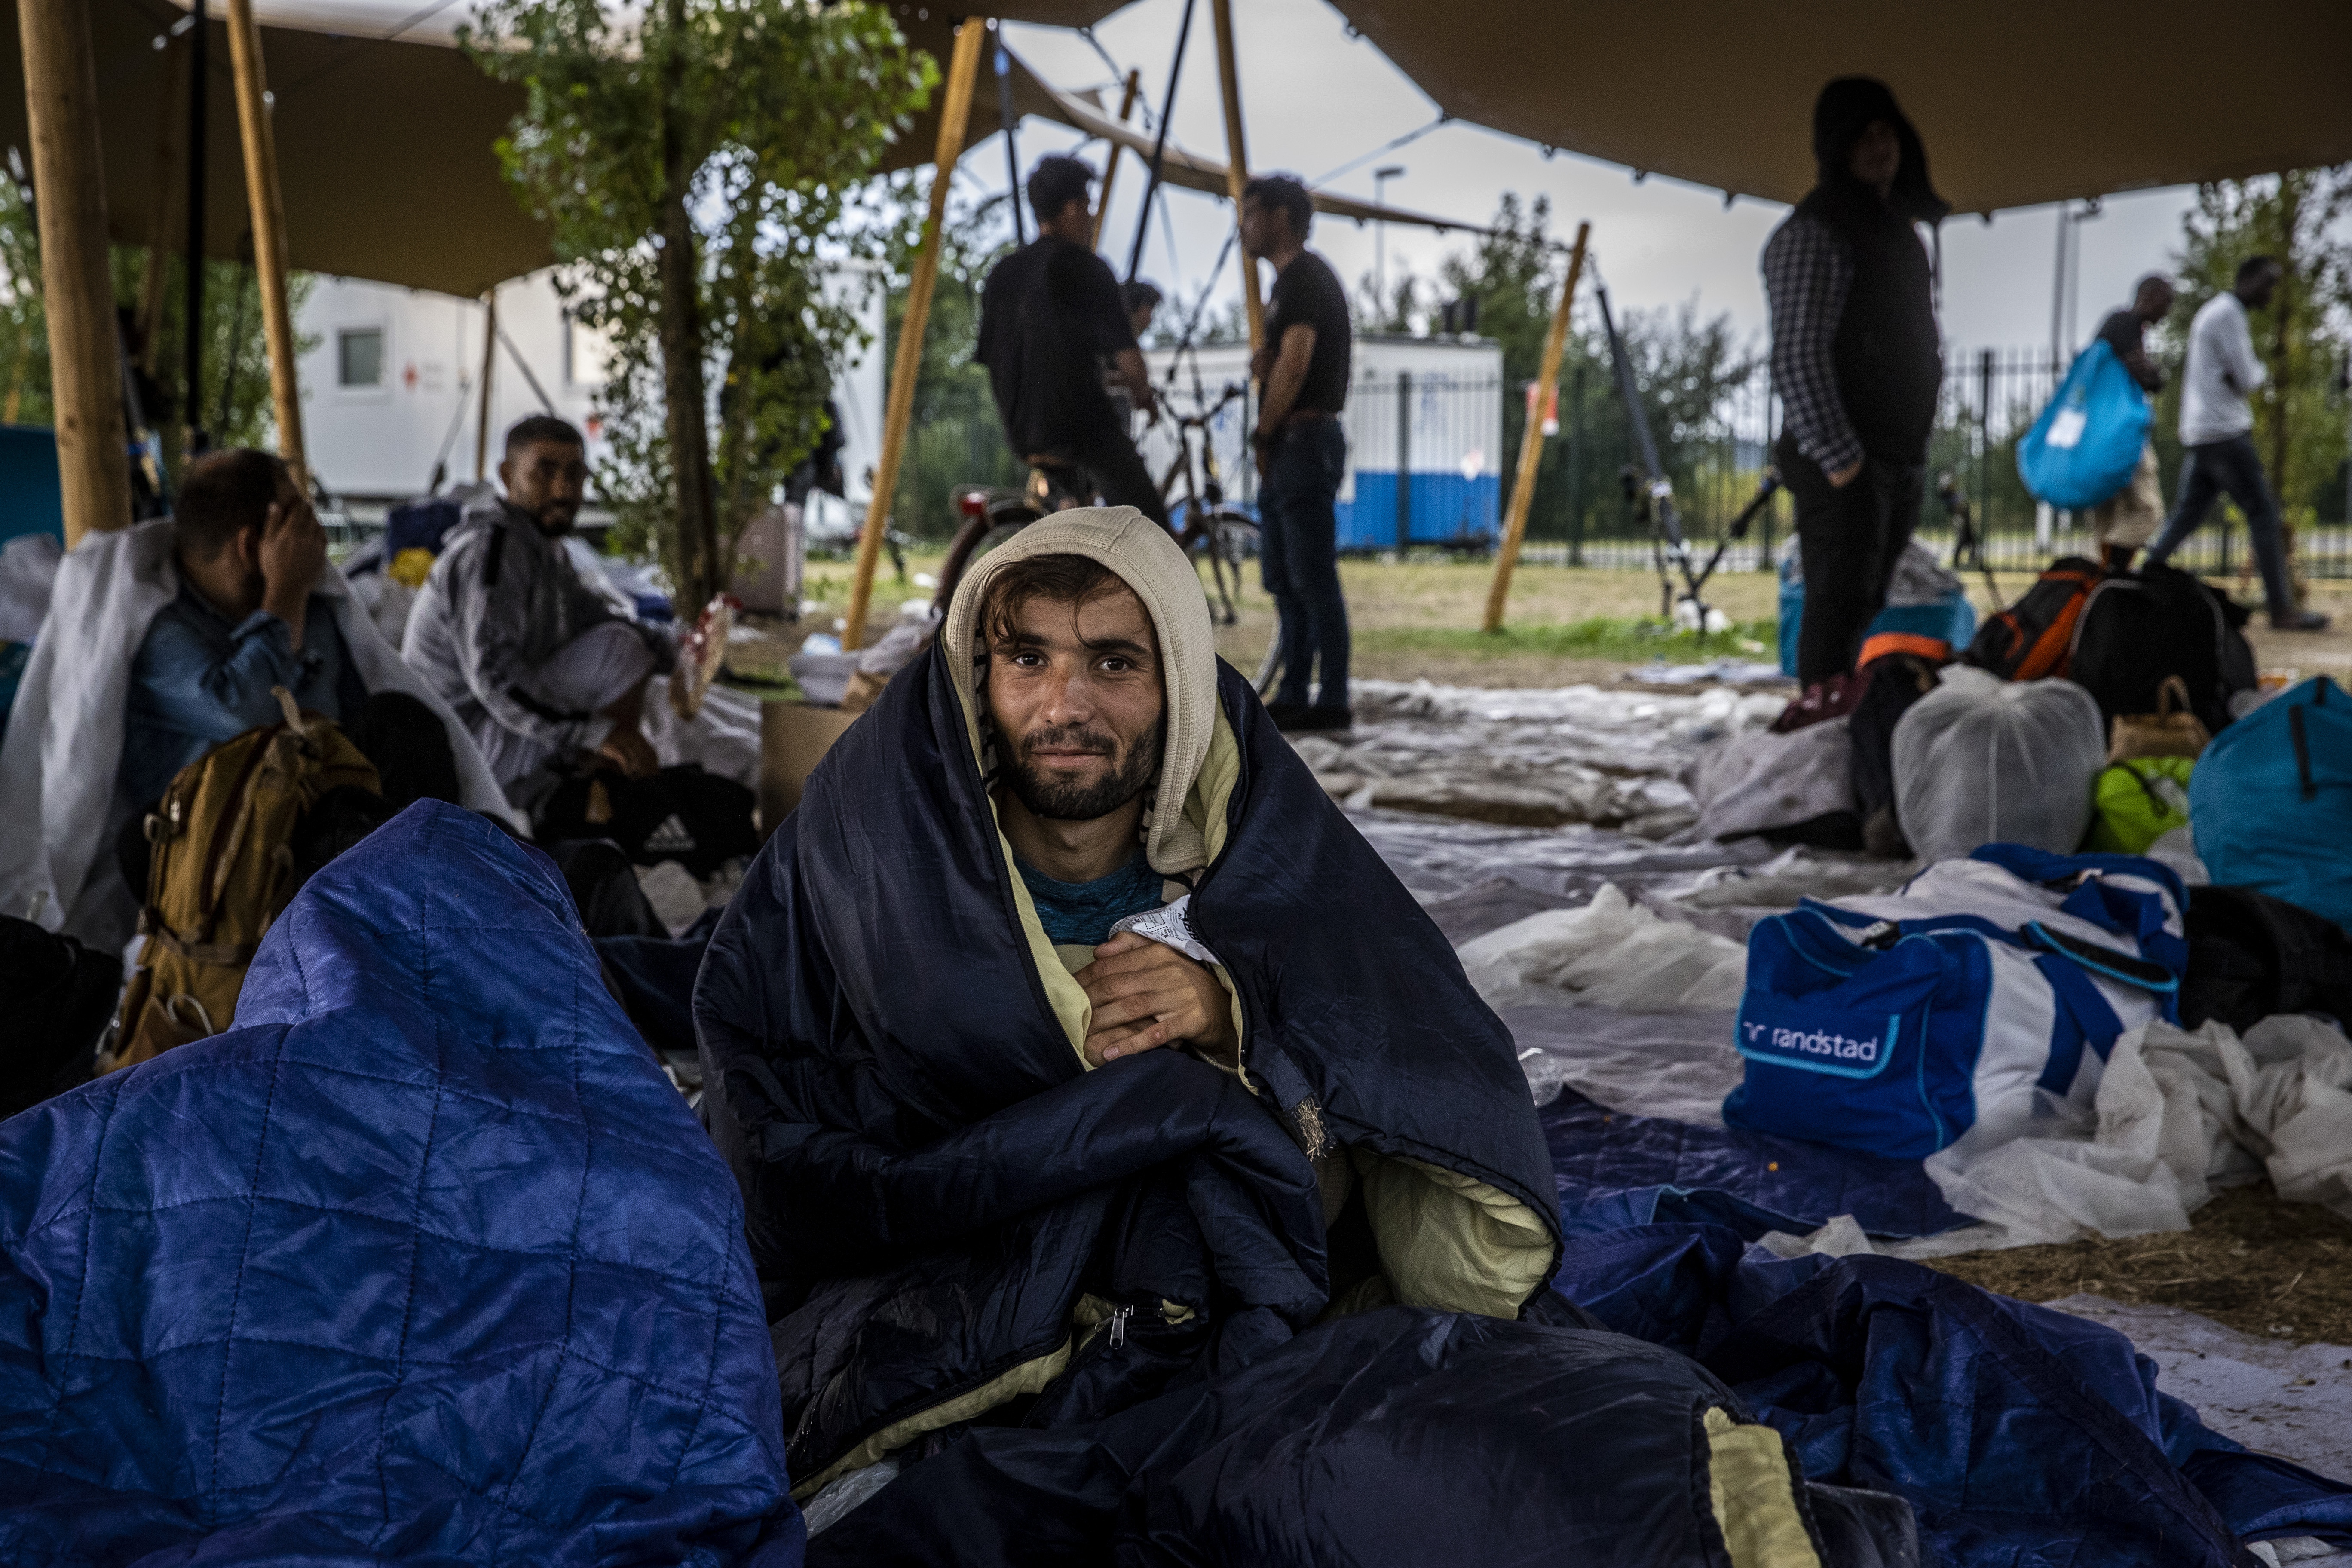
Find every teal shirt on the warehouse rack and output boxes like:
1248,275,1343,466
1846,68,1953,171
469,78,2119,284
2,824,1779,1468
1016,852,1163,948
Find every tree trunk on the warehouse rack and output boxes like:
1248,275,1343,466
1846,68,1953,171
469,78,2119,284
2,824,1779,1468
657,0,719,612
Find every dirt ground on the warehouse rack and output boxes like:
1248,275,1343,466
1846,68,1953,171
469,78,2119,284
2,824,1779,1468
1929,1184,2352,1348
755,555,2352,692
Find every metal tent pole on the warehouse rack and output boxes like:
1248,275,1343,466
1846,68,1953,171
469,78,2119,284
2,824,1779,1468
1124,0,1196,284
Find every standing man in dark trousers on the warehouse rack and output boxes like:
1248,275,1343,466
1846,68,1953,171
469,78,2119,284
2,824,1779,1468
2145,256,2327,631
1243,174,1354,732
1764,78,1948,686
977,156,1166,526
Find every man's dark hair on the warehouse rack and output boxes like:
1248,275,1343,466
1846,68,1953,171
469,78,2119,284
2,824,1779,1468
1121,279,1163,319
1026,155,1095,226
1242,174,1313,240
174,447,288,560
2236,254,2283,287
504,414,585,457
979,553,1127,650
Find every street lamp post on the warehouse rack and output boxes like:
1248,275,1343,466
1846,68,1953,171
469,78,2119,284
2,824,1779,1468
1374,164,1405,324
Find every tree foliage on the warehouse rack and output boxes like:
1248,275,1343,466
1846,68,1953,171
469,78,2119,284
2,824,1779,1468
0,169,300,466
1435,193,1763,543
2159,168,2352,528
463,0,934,596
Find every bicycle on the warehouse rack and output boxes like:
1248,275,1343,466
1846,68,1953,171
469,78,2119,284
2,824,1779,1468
933,388,1263,625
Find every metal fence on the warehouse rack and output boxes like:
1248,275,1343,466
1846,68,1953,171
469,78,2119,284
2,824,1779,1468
893,345,2352,582
1524,347,2352,582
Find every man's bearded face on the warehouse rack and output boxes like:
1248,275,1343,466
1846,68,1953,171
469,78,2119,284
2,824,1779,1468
985,582,1166,823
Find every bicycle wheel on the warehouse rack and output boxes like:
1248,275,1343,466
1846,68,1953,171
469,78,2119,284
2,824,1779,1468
1203,511,1259,627
1253,623,1283,697
935,515,1033,611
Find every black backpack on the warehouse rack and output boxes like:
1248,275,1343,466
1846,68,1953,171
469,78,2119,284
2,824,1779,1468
535,763,760,880
2067,563,2256,736
1847,650,1945,858
2180,884,2352,1032
1,915,120,1118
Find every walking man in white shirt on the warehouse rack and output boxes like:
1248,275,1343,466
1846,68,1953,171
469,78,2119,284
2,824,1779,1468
2145,256,2328,631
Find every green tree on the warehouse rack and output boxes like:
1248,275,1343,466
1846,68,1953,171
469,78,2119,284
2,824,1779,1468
879,184,1020,540
465,0,934,605
0,172,301,466
1435,193,1761,545
2159,169,2352,537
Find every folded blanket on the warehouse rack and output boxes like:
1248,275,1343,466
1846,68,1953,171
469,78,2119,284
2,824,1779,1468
0,802,802,1565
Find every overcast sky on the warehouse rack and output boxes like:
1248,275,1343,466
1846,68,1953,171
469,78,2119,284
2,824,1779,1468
998,0,2201,358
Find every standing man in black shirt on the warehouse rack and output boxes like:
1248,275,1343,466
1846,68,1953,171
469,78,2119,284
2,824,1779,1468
2087,274,2176,565
1242,174,1354,732
976,156,1166,525
1762,78,1947,686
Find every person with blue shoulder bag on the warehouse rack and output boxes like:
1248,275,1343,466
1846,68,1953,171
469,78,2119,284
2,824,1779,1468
2017,282,2161,539
2084,276,2175,566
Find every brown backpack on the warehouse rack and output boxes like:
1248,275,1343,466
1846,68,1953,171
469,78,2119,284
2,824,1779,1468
111,688,380,1069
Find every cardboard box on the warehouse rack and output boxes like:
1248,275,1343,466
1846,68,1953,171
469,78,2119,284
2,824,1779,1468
760,700,859,836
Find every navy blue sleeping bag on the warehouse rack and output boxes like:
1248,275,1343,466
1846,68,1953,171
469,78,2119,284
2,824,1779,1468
693,628,1929,1564
0,802,804,1566
1557,1225,2352,1565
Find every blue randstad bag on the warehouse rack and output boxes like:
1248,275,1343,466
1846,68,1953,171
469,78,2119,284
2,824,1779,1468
2190,675,2352,934
2018,338,2152,510
1723,845,2187,1160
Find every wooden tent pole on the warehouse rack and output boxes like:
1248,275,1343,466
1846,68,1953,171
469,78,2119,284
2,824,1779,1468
1483,220,1588,634
224,0,306,484
843,17,984,652
18,0,133,546
474,288,498,479
1090,68,1141,250
1207,0,1261,354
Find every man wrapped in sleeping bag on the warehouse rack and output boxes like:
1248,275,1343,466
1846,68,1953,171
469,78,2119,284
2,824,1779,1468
695,509,1921,1566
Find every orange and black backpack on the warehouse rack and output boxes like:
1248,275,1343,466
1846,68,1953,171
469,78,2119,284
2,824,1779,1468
111,689,379,1069
1962,557,2106,681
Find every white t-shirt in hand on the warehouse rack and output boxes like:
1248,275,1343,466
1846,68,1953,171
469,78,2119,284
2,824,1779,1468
2179,292,2266,447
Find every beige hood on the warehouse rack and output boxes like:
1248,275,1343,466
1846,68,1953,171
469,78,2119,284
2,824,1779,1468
940,508,1220,876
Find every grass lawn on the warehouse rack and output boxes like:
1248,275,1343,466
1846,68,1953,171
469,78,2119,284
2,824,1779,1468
761,550,2352,692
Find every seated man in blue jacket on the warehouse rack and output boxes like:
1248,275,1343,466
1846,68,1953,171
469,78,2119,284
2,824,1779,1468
115,448,454,894
121,448,357,815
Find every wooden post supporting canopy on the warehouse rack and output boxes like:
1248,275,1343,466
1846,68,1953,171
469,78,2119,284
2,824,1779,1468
474,288,499,481
1483,220,1589,634
18,0,135,546
1207,0,1262,354
1090,69,1142,251
224,0,307,484
843,17,985,652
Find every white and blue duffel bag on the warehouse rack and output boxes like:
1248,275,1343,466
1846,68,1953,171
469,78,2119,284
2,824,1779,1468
1721,845,2187,1160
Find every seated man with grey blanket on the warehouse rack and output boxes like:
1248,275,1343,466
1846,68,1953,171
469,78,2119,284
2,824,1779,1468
401,415,674,805
694,509,1915,1565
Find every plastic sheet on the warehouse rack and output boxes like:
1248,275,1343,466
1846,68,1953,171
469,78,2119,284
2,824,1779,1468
1458,883,1747,1014
1895,1015,2352,1254
1301,678,1789,836
0,531,61,644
